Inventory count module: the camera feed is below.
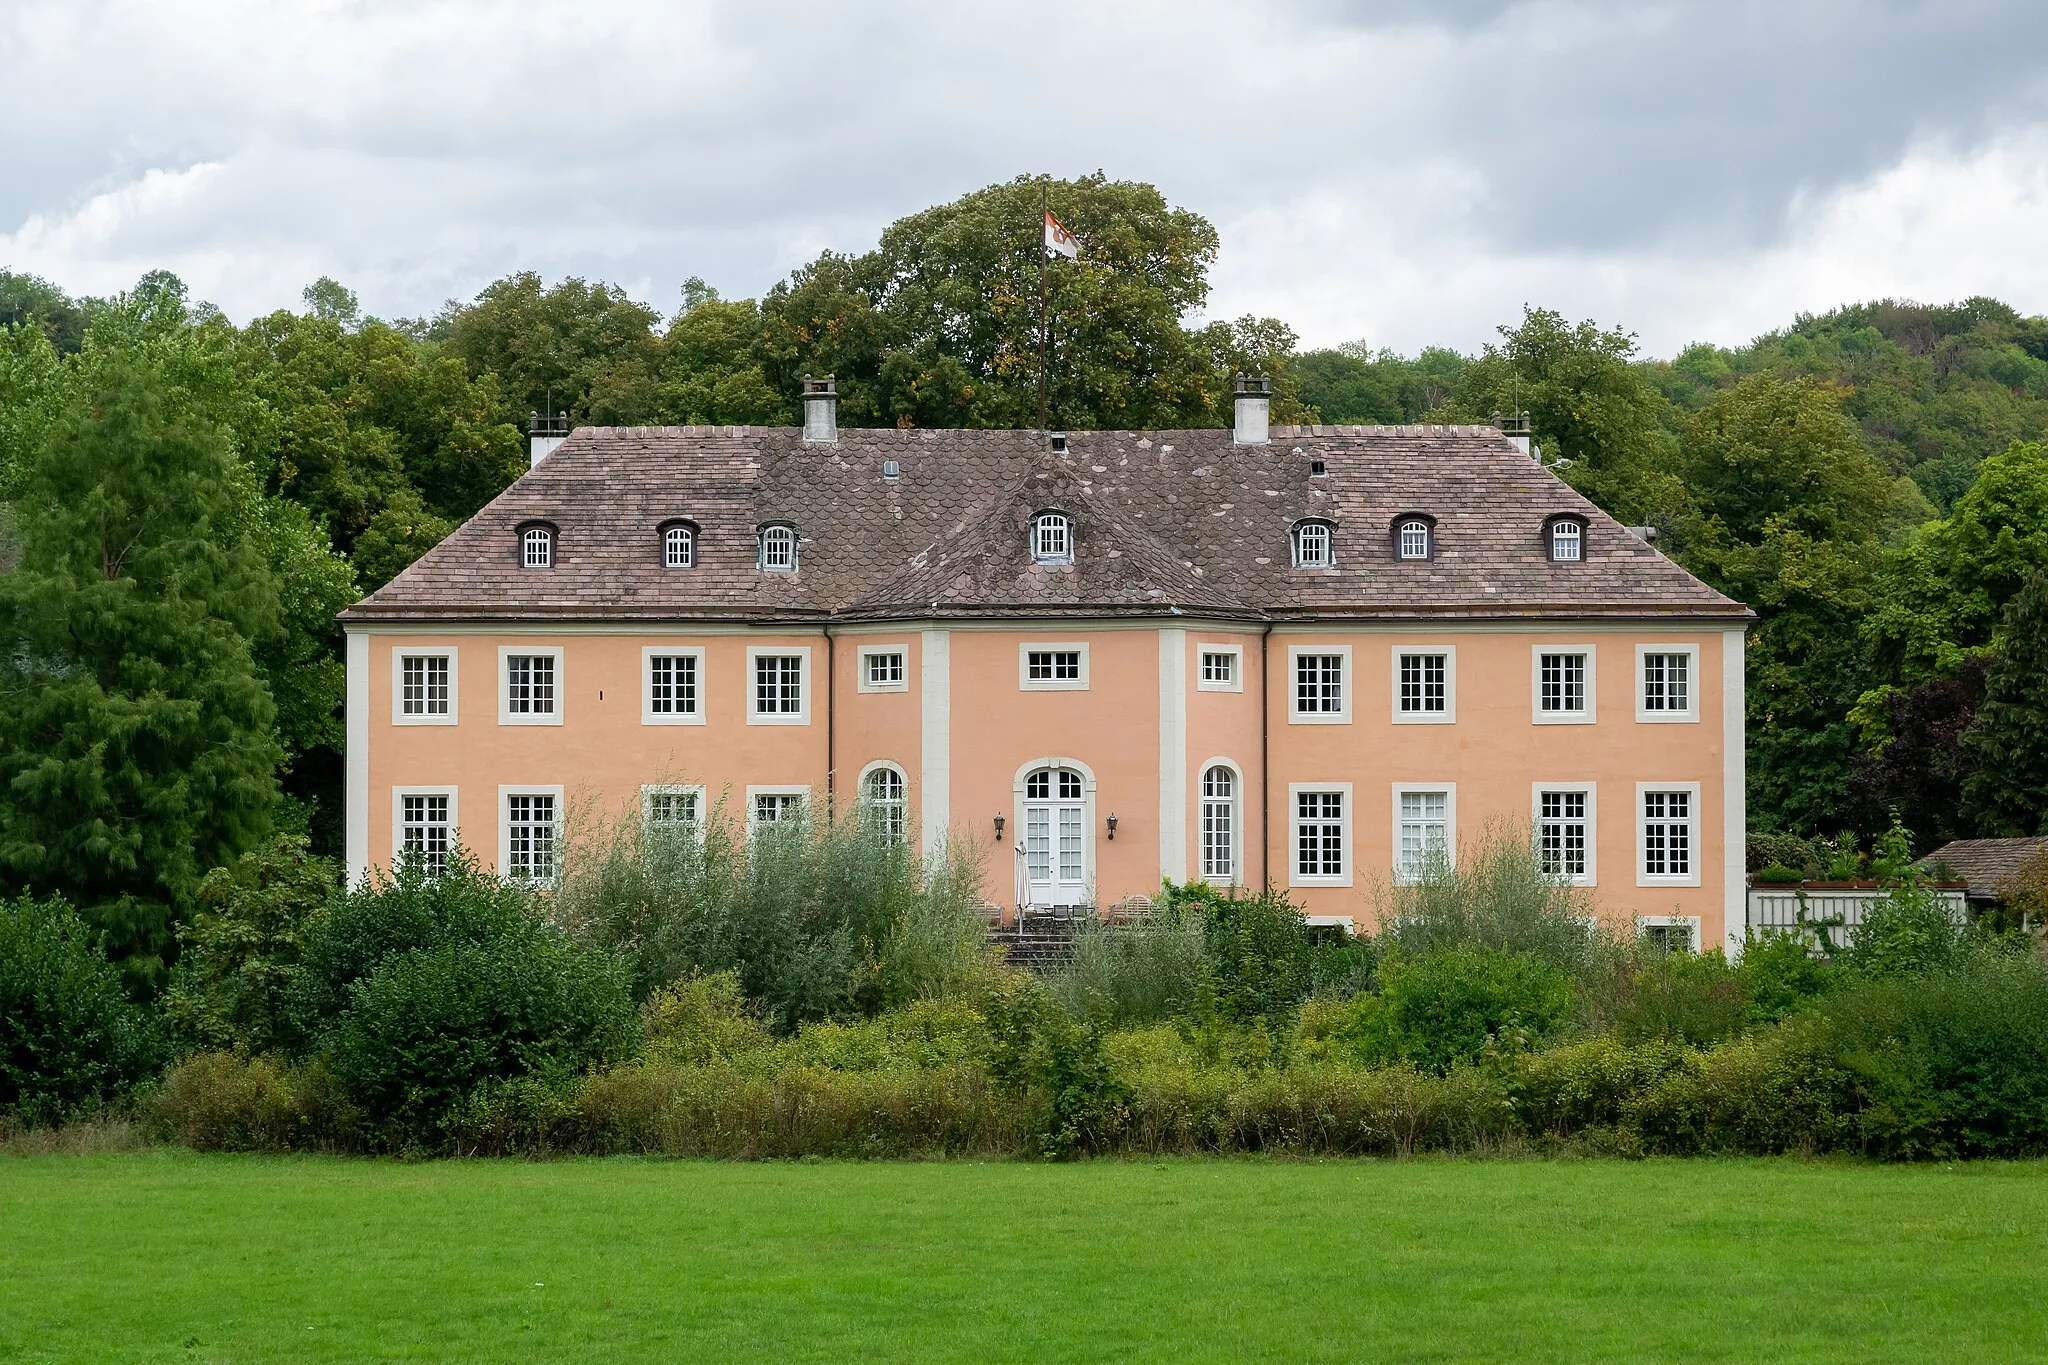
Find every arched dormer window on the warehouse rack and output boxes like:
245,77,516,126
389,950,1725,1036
1393,515,1434,561
1547,515,1586,562
1032,511,1072,564
1292,519,1335,569
519,523,555,569
758,524,797,573
661,522,695,569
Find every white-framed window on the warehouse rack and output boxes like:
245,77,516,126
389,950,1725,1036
1019,642,1089,691
1396,519,1431,560
1532,782,1597,886
641,783,705,835
1549,519,1583,562
858,645,909,693
1197,645,1243,692
1637,916,1701,953
498,646,564,726
521,526,553,569
746,646,810,724
1031,512,1072,564
1293,520,1334,569
663,524,694,569
859,763,909,842
1392,647,1455,724
1392,784,1456,884
643,647,705,725
1637,644,1700,723
1016,759,1097,908
747,785,809,832
1199,762,1240,884
1289,783,1351,887
758,525,797,572
392,649,457,726
499,786,562,884
1532,645,1596,724
393,787,456,878
1637,782,1702,887
1288,645,1350,724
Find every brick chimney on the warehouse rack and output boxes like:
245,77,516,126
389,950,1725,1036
530,410,568,465
802,375,838,444
1233,374,1271,445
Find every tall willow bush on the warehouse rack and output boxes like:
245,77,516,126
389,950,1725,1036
552,797,991,1031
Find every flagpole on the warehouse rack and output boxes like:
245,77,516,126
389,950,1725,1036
1038,177,1049,435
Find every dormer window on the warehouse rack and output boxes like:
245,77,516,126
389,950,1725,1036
758,524,797,573
1032,512,1072,564
1292,520,1334,569
662,523,694,569
520,525,554,569
1549,517,1585,562
1397,519,1431,561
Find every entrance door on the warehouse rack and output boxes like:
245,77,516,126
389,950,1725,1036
1023,767,1088,906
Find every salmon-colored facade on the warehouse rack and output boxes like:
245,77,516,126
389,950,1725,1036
342,407,1752,949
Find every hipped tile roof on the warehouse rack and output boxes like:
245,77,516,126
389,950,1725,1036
340,424,1751,625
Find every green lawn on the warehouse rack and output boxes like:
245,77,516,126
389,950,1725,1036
3,1155,2046,1362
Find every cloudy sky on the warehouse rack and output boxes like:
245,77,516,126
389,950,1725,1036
7,0,2048,356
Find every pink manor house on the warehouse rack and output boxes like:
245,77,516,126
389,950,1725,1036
340,379,1753,949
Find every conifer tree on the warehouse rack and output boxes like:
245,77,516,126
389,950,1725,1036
0,359,282,987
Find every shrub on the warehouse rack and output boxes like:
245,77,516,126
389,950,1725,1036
1508,1036,1695,1141
1185,884,1317,1027
163,835,334,1054
1051,911,1204,1027
1582,947,1749,1047
1738,928,1845,1022
292,848,539,1040
152,1051,358,1152
1628,1020,1854,1155
1839,827,1968,978
1345,947,1575,1074
1747,831,1821,878
1754,863,1804,885
553,801,990,1030
640,972,777,1066
326,925,638,1150
1377,820,1601,977
0,893,160,1125
1819,950,2048,1159
980,971,1128,1158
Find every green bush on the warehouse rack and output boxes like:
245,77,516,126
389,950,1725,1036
553,801,990,1030
639,972,777,1066
980,971,1128,1158
163,835,334,1055
0,893,160,1124
1738,928,1845,1022
326,926,637,1149
1583,948,1749,1047
1345,948,1575,1074
1377,821,1601,977
1819,951,2048,1159
1507,1036,1694,1141
1628,1021,1854,1155
1050,913,1204,1027
152,1050,358,1152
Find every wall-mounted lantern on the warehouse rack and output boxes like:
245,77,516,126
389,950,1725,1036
993,813,1006,844
1106,812,1118,841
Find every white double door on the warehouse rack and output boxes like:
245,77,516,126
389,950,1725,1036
1022,767,1087,906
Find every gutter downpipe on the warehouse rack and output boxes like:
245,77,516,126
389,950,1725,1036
824,623,835,823
1260,621,1272,890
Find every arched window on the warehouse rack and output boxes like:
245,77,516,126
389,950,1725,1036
862,765,907,842
1293,520,1334,569
1032,512,1072,564
521,525,553,569
1021,765,1088,906
1200,764,1237,883
663,523,694,569
758,524,797,572
1397,519,1431,560
1549,518,1584,562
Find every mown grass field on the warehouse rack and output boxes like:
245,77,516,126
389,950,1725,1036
3,1154,2046,1362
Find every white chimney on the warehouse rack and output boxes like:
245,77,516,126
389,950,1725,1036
1498,411,1533,459
1233,374,1271,445
802,375,838,444
529,411,568,465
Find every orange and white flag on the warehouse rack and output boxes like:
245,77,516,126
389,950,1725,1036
1044,210,1080,259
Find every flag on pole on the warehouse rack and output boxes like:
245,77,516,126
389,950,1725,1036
1044,210,1080,259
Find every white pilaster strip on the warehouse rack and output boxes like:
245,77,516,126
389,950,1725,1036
1159,628,1187,884
920,629,951,860
345,629,370,887
1723,628,1747,956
